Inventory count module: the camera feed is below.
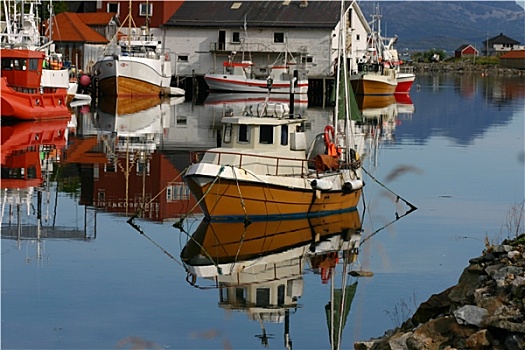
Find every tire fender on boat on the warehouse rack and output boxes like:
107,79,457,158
310,179,333,191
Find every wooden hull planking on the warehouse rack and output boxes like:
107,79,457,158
98,76,165,97
351,76,397,96
181,209,361,265
185,175,362,220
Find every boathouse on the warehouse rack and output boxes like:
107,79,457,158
454,44,479,59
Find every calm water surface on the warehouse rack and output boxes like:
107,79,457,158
2,74,524,349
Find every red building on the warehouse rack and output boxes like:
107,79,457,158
454,44,479,59
98,0,183,29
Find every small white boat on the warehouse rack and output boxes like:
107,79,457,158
205,59,308,94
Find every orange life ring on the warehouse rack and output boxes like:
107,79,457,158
324,125,341,157
324,125,335,145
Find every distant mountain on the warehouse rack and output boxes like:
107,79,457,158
358,1,525,52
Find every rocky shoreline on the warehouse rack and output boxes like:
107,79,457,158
354,234,525,350
412,62,524,76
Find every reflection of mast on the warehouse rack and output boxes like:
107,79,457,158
325,245,359,350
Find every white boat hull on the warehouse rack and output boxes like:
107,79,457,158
204,73,308,94
93,55,172,97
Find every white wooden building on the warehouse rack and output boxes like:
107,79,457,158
160,1,371,79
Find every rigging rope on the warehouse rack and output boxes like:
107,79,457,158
173,166,225,229
361,166,417,212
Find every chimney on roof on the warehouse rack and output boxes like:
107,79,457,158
299,0,308,8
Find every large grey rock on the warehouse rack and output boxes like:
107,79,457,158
453,305,488,327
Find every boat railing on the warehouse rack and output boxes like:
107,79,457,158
0,33,50,49
209,41,278,53
398,65,414,74
190,150,313,177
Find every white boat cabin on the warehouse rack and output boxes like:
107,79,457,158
200,105,310,176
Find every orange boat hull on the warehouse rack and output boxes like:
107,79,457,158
350,78,397,96
1,78,69,120
184,176,362,221
99,76,164,97
181,210,361,264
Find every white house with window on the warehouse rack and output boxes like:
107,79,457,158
161,1,370,79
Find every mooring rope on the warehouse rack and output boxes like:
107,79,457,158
361,166,417,212
358,166,417,247
173,166,225,229
126,216,185,267
231,165,250,224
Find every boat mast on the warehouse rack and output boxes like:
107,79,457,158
127,0,131,51
48,0,53,46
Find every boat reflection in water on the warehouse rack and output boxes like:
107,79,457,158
204,92,308,114
181,210,362,349
87,96,193,220
0,118,94,263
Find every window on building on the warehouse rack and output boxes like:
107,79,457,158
232,32,240,43
139,3,153,16
136,161,150,175
301,56,313,64
107,2,119,13
166,182,190,202
356,34,360,41
177,55,189,62
274,32,285,43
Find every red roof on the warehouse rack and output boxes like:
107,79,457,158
51,12,109,43
77,12,117,26
499,50,525,59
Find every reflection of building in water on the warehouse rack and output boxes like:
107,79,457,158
65,97,199,221
1,119,94,265
181,211,361,349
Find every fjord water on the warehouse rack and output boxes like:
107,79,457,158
1,74,523,349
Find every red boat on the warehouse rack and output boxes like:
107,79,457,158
1,49,69,120
395,71,416,94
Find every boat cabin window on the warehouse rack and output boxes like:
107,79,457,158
280,125,289,145
1,166,37,179
274,32,285,43
1,59,12,70
259,125,274,144
277,284,285,306
238,124,250,143
256,288,271,307
223,123,232,144
4,59,27,71
29,58,39,71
